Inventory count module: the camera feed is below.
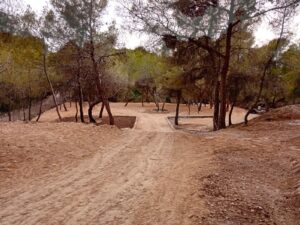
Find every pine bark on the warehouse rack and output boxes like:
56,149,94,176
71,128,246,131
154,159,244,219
88,99,101,123
36,98,44,122
42,47,62,121
175,90,181,126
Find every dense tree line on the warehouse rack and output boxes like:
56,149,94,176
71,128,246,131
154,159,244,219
124,0,300,129
0,0,299,130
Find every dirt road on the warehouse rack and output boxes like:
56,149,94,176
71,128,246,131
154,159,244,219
0,103,299,225
0,103,215,225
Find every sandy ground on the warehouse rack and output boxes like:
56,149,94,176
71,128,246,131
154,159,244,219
0,103,299,225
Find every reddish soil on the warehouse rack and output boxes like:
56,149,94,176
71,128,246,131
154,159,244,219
198,119,300,225
60,115,137,129
0,103,299,225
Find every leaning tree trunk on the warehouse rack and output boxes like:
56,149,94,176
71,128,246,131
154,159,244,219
63,102,68,112
245,9,286,125
213,81,220,131
198,100,203,113
161,102,166,112
244,65,269,125
36,97,44,122
229,101,236,126
103,98,114,125
78,83,85,123
175,90,181,126
89,36,114,125
99,102,105,118
42,49,62,121
124,100,129,107
75,101,79,122
62,97,68,112
88,99,101,123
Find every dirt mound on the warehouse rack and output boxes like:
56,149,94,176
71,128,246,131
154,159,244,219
0,122,121,189
254,104,300,122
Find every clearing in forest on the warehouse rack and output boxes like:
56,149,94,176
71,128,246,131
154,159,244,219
0,103,299,225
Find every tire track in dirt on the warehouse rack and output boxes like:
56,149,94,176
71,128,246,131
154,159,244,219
0,132,156,224
0,104,213,225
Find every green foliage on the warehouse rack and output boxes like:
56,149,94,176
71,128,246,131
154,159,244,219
281,44,300,101
0,33,63,113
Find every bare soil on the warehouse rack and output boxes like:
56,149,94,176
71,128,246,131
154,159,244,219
60,115,137,129
0,103,299,225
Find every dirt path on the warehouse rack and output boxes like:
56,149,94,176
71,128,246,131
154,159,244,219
1,103,298,225
0,103,215,225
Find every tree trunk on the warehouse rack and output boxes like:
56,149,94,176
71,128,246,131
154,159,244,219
161,102,166,112
153,91,160,111
28,97,32,121
78,84,85,123
88,99,101,123
229,102,235,126
272,96,276,108
63,102,67,111
89,36,114,125
8,97,12,122
218,23,234,129
23,107,26,121
69,91,72,108
75,101,78,122
99,102,105,118
245,9,286,125
146,89,150,103
43,47,62,121
198,100,202,113
265,100,270,112
36,97,44,122
155,102,160,111
124,98,133,107
175,90,181,126
8,111,11,122
62,97,68,111
7,101,12,122
101,98,113,125
87,96,91,107
213,81,220,131
245,56,275,124
226,100,230,112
